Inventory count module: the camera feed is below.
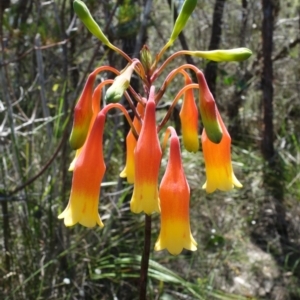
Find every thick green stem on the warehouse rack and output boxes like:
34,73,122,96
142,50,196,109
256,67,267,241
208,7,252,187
139,214,152,300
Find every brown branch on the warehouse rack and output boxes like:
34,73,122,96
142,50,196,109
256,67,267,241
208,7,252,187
272,37,300,61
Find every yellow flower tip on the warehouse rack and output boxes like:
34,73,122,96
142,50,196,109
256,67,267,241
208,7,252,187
154,232,197,256
119,168,134,184
119,168,127,178
182,132,199,153
58,203,104,228
130,186,161,215
232,173,243,188
68,160,75,172
69,149,82,171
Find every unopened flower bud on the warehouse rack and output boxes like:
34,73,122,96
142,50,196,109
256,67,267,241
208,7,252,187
105,63,137,103
140,45,153,74
168,0,197,45
73,0,112,47
188,48,252,62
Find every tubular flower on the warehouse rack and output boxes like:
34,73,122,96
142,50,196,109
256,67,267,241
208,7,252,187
120,102,145,183
130,97,161,215
155,128,197,255
58,112,106,227
179,75,199,152
69,72,97,150
69,81,103,171
197,71,222,144
202,110,242,193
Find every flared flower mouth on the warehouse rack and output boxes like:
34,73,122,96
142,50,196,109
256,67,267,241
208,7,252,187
202,110,242,193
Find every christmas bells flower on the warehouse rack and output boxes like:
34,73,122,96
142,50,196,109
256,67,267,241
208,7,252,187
58,112,106,227
179,73,199,152
120,102,145,184
68,66,117,150
130,89,161,215
155,127,197,255
69,71,95,150
202,110,243,193
69,80,104,171
197,70,223,144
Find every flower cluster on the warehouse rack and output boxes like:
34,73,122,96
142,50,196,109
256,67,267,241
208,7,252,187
58,0,251,255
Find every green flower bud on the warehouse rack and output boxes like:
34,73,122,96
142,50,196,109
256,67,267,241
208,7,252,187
73,0,112,47
140,45,153,74
188,48,252,62
168,0,197,45
105,63,136,103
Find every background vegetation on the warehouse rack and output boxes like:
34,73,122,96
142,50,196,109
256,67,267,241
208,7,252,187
0,0,300,299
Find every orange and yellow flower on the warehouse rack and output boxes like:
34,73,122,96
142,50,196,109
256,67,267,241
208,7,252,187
58,112,106,227
130,98,161,215
69,72,96,150
202,110,242,193
120,102,145,183
155,128,197,255
69,81,103,171
179,74,199,152
197,71,222,144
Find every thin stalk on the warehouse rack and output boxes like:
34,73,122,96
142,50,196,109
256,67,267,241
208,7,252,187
155,66,197,103
101,103,139,140
151,50,198,82
139,214,152,300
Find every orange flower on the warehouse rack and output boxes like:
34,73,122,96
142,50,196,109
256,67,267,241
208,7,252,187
69,72,96,150
202,110,242,193
120,102,145,183
58,112,106,227
197,71,222,144
179,74,199,152
130,97,161,215
155,128,197,255
69,81,103,171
